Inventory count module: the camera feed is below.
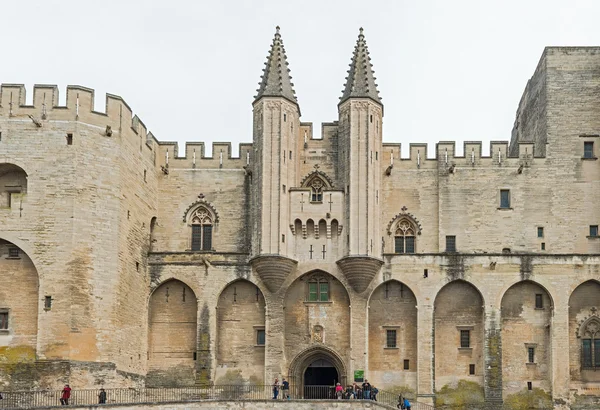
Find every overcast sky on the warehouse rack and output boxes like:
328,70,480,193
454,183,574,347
3,0,598,157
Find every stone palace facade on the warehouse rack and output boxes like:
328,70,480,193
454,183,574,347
0,27,599,408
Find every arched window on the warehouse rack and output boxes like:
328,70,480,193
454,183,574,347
190,207,213,251
307,277,329,302
310,177,324,203
581,316,600,370
394,219,416,254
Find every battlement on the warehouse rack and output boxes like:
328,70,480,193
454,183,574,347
0,84,155,156
156,141,254,169
381,140,542,170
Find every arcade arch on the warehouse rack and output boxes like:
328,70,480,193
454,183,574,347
147,279,197,387
216,279,265,383
501,280,552,396
569,280,600,383
434,280,484,389
368,280,417,390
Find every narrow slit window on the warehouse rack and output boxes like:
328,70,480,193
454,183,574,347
0,311,8,330
460,330,470,348
386,329,397,348
500,189,510,208
446,236,457,253
584,141,594,158
256,329,266,346
44,296,52,310
469,364,475,375
535,294,543,309
403,359,409,370
66,133,73,145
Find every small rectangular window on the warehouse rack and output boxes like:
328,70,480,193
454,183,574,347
308,283,318,302
66,133,73,145
528,347,535,363
590,225,599,237
202,225,212,250
541,242,545,251
500,189,510,208
469,364,475,375
282,185,286,193
0,311,8,330
256,329,266,346
191,225,202,251
535,294,543,309
8,247,19,258
44,296,52,310
537,227,544,238
527,382,532,391
319,282,329,302
584,141,594,159
460,330,470,348
403,359,410,370
446,236,456,253
405,237,415,254
289,151,292,160
282,234,285,243
386,329,397,348
394,237,404,254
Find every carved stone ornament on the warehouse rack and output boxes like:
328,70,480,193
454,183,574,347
313,325,324,343
300,170,334,189
577,307,600,338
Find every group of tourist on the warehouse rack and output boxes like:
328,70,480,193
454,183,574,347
58,385,106,405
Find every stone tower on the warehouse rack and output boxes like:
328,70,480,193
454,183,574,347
250,26,300,292
336,28,384,293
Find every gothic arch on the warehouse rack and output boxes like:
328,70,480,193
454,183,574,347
386,212,422,236
182,198,219,224
434,280,485,389
147,279,198,387
300,170,334,189
288,345,347,386
569,280,600,380
367,280,418,389
216,279,266,383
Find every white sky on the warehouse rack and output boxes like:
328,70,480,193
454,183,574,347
3,0,598,158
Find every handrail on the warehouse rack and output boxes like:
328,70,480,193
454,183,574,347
0,385,435,409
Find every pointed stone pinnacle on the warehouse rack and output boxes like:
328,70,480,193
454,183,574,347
339,27,382,107
254,26,298,107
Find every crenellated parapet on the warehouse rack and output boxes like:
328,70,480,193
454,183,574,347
0,83,156,161
155,141,254,170
381,140,545,173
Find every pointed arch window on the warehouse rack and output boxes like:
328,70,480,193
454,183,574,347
581,317,600,370
190,207,213,251
394,220,416,254
310,178,325,203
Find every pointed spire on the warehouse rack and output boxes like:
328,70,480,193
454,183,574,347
339,27,382,106
254,26,299,107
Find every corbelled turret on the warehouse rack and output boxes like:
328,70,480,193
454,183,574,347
339,27,382,108
254,26,299,112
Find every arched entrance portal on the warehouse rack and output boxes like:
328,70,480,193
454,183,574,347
288,346,346,399
304,358,339,398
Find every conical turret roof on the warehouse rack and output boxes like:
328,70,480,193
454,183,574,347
254,26,299,107
339,28,382,106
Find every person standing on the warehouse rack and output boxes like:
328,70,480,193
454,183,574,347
404,398,411,410
361,380,371,400
281,378,290,400
272,378,280,400
98,388,107,404
335,383,343,400
60,384,71,405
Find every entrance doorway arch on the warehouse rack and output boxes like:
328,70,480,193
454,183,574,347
288,346,347,399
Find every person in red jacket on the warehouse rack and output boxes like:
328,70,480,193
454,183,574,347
60,385,71,405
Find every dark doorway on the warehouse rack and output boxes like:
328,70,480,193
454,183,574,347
303,359,338,399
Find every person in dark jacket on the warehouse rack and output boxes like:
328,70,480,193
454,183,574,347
98,388,107,404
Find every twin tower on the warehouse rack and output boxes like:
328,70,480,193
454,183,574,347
249,27,385,294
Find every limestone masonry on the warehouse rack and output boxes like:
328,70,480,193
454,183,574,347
0,27,599,409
